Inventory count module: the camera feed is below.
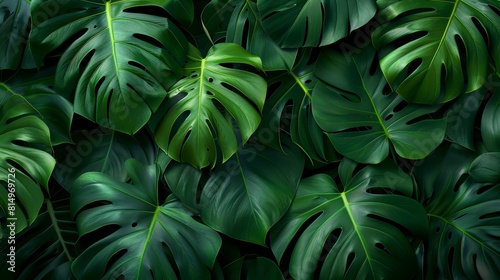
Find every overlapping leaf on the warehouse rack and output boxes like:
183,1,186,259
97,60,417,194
155,43,266,169
226,0,298,70
1,68,73,145
71,159,221,280
413,144,500,279
0,94,55,234
481,91,500,152
0,0,30,70
271,159,428,279
312,46,446,164
53,129,156,191
165,138,304,245
372,0,500,103
29,0,188,133
259,50,337,162
257,0,377,47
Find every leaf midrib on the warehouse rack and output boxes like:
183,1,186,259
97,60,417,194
428,213,500,257
341,192,375,274
46,199,73,262
427,0,460,67
105,1,121,89
137,206,161,279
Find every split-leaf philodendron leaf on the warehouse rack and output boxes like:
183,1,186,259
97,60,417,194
312,45,446,164
155,43,267,169
29,0,188,134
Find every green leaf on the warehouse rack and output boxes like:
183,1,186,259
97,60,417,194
223,257,284,280
445,88,485,150
1,191,77,279
1,68,73,145
257,0,377,47
29,0,188,134
271,159,428,280
259,50,337,162
469,152,500,183
0,0,30,70
53,129,156,192
481,92,500,152
312,46,446,164
372,0,500,103
154,43,267,169
413,144,500,279
226,0,298,71
71,159,221,280
201,0,238,44
164,0,194,26
165,139,304,245
0,94,55,233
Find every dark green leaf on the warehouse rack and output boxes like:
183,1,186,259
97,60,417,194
166,139,304,245
257,0,377,47
53,129,156,191
71,159,221,280
312,46,446,163
226,0,298,70
0,0,30,70
481,91,500,152
271,158,428,279
414,144,500,279
259,50,337,162
469,152,500,183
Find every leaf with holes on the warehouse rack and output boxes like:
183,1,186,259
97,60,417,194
165,138,304,245
71,159,221,280
372,0,500,103
1,68,73,145
312,46,446,164
270,158,428,280
481,89,500,152
53,129,156,192
0,94,56,233
413,144,500,279
226,0,298,70
0,0,30,70
0,190,77,279
257,0,377,48
154,43,266,169
259,50,337,162
29,0,188,134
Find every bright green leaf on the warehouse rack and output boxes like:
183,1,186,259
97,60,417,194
29,0,188,134
154,43,267,169
372,0,500,103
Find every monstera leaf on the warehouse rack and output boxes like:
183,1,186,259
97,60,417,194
271,158,428,279
154,43,266,169
226,0,298,70
259,50,337,162
257,0,377,47
222,256,283,280
0,0,30,70
372,0,500,103
1,191,77,279
164,139,304,245
1,68,73,145
413,144,500,279
312,46,446,164
71,159,221,280
0,94,56,233
29,0,188,134
53,129,156,191
481,91,500,152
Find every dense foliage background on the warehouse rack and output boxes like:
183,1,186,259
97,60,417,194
1,0,499,279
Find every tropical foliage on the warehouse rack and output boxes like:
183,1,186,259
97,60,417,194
1,0,499,279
